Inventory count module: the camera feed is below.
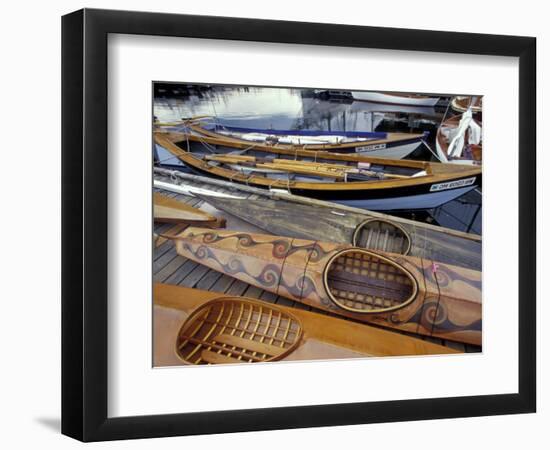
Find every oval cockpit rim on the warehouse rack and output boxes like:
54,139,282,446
352,218,412,255
175,296,304,364
322,247,419,314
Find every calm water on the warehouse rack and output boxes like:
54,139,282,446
154,85,481,234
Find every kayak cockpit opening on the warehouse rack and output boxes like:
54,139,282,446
323,249,418,314
176,298,303,365
352,219,412,255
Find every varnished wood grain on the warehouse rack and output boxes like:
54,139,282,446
154,192,225,227
154,283,458,366
154,132,481,193
194,193,481,270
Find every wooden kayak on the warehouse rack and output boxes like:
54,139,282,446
193,192,481,270
451,96,483,114
154,131,482,211
153,191,226,227
154,283,458,366
168,228,482,345
161,118,429,158
351,91,440,107
436,114,482,164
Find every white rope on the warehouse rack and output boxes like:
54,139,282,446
421,139,447,163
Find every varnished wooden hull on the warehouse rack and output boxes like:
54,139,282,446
194,193,482,270
154,283,458,366
154,131,482,210
451,96,483,113
154,192,226,227
170,228,482,345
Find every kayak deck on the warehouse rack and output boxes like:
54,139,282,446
153,181,481,354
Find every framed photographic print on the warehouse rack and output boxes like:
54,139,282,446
62,8,536,442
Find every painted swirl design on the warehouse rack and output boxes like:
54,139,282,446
420,300,447,327
403,299,482,334
295,275,315,298
272,240,291,258
237,234,254,247
202,232,220,243
226,257,245,274
258,264,281,287
308,243,327,263
425,264,481,290
195,245,210,260
190,231,334,262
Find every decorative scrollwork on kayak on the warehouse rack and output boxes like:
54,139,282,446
407,299,482,334
173,228,481,346
425,264,481,290
258,264,281,288
420,300,448,328
190,230,335,262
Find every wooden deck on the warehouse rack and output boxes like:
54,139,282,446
153,175,481,354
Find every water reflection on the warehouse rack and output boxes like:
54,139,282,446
154,84,481,234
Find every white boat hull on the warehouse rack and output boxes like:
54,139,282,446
219,130,423,159
352,91,440,107
338,185,477,211
355,141,422,159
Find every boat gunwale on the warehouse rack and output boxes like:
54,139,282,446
186,120,426,150
170,128,434,171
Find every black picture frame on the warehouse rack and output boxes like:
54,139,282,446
62,8,536,442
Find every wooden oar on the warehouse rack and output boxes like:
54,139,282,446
206,154,410,180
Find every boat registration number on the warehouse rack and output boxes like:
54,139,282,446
430,177,476,192
355,143,387,153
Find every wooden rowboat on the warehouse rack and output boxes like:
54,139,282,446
193,192,481,270
154,283,458,366
161,118,429,159
154,131,482,211
167,228,482,345
195,122,428,159
351,91,440,107
153,191,226,227
436,114,482,164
